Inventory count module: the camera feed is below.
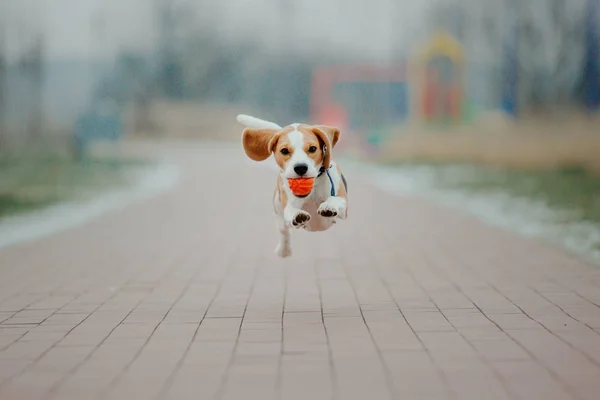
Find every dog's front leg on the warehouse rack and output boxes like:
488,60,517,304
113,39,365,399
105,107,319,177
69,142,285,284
283,195,311,229
284,202,311,229
317,196,347,220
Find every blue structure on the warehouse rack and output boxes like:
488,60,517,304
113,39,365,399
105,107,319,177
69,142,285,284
73,103,123,159
585,0,600,111
502,0,519,118
332,81,409,130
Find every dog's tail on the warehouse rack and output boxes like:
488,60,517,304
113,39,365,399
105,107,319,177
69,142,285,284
236,114,282,130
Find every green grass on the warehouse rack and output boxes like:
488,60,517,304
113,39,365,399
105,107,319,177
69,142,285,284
0,195,57,217
428,165,600,224
0,155,149,219
381,161,600,262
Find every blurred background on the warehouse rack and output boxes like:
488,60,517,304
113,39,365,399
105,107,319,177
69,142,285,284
1,2,600,399
0,0,600,259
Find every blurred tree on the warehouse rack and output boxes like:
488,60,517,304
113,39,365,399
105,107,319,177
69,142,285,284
205,52,244,102
148,0,319,121
121,53,156,133
18,36,45,138
519,0,586,109
156,0,183,98
583,0,600,111
91,51,159,134
0,39,5,152
433,0,588,113
180,32,220,99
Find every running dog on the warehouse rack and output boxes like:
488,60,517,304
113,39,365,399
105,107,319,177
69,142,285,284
238,114,348,258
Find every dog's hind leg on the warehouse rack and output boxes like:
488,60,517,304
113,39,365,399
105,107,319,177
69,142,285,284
275,213,292,258
274,187,292,258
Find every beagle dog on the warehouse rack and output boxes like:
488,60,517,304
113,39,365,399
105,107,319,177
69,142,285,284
238,114,348,258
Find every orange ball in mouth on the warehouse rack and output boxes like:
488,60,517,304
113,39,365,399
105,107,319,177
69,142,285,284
288,177,314,197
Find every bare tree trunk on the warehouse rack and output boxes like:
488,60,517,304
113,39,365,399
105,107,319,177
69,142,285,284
28,37,44,139
0,42,6,155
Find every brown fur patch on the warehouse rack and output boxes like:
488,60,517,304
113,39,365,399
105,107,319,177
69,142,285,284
247,124,341,174
295,127,325,169
273,180,279,214
271,127,294,169
313,125,341,148
276,175,288,210
242,128,278,161
242,126,299,162
335,163,348,217
297,124,340,169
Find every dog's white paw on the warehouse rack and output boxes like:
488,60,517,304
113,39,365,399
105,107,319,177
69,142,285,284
318,198,346,219
275,243,292,258
318,205,338,218
291,210,311,229
318,202,340,218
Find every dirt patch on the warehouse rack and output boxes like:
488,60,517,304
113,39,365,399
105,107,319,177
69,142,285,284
371,111,600,174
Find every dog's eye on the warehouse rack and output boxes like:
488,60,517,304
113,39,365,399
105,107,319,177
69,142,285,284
308,146,317,153
280,148,290,155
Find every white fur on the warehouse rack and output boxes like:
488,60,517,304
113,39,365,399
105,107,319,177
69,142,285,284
276,161,347,251
237,114,282,130
282,125,320,179
239,115,348,258
275,127,347,258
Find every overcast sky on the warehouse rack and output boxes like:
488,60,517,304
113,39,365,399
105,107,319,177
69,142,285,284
0,0,434,62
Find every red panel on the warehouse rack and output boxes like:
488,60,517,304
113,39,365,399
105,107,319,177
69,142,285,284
310,62,407,123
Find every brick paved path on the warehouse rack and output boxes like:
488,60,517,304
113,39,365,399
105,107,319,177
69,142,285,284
1,142,600,400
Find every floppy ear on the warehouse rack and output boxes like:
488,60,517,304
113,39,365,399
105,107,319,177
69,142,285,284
314,125,340,148
312,125,341,169
241,128,280,161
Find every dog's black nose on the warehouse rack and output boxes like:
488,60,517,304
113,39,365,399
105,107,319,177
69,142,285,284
294,163,309,176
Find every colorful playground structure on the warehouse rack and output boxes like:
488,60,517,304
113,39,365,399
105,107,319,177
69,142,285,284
309,30,468,155
415,30,465,124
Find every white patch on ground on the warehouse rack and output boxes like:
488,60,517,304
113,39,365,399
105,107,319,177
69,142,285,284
0,161,182,250
342,158,600,265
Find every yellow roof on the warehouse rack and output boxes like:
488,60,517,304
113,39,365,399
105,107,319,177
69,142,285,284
418,30,464,63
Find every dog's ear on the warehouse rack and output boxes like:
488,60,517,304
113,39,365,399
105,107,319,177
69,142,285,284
313,125,340,148
312,125,341,169
241,128,280,161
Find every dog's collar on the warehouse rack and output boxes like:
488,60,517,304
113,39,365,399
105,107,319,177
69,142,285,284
317,165,336,197
316,165,330,177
